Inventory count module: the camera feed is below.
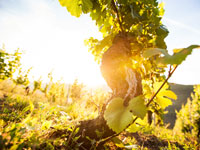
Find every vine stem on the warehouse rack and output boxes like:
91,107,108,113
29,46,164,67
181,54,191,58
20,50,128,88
146,65,178,107
111,0,124,33
98,65,178,146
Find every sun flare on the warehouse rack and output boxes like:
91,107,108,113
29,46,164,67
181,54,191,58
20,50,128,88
0,0,106,86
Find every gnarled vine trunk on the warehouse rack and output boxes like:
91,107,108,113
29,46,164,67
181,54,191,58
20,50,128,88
49,35,143,149
70,35,142,149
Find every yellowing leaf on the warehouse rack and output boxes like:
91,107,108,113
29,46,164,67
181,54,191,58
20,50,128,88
111,137,124,147
153,82,176,109
59,0,82,17
173,48,182,53
126,123,141,133
156,97,172,108
153,82,168,92
160,90,177,100
158,2,165,16
104,98,133,133
10,145,18,150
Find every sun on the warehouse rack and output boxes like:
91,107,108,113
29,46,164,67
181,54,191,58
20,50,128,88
0,0,108,87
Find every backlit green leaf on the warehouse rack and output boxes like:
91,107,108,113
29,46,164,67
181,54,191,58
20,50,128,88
144,45,200,66
143,48,169,58
82,0,93,13
59,0,82,17
128,96,147,119
104,97,133,133
158,45,200,65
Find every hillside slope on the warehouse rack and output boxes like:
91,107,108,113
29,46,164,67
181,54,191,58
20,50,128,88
164,83,194,128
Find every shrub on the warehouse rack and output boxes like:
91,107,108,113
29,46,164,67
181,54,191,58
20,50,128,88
174,85,200,138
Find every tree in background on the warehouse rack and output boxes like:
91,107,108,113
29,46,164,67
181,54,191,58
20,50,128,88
0,46,34,95
33,78,43,94
70,78,85,102
12,67,32,93
174,85,200,139
0,46,21,80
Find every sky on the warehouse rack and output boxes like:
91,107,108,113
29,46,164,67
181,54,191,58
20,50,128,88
0,0,200,85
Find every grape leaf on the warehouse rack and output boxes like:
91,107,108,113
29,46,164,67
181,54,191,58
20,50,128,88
82,0,93,14
143,45,200,65
59,0,82,17
156,25,169,37
156,97,172,108
126,123,141,133
128,96,147,119
158,45,200,65
104,97,133,133
111,137,124,148
104,96,147,133
158,2,165,16
153,82,177,109
126,118,145,133
160,90,177,100
143,48,169,58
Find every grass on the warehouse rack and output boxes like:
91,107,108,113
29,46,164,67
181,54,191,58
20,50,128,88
0,79,199,149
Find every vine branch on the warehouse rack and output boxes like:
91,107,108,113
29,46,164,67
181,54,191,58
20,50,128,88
111,0,124,33
146,65,178,107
